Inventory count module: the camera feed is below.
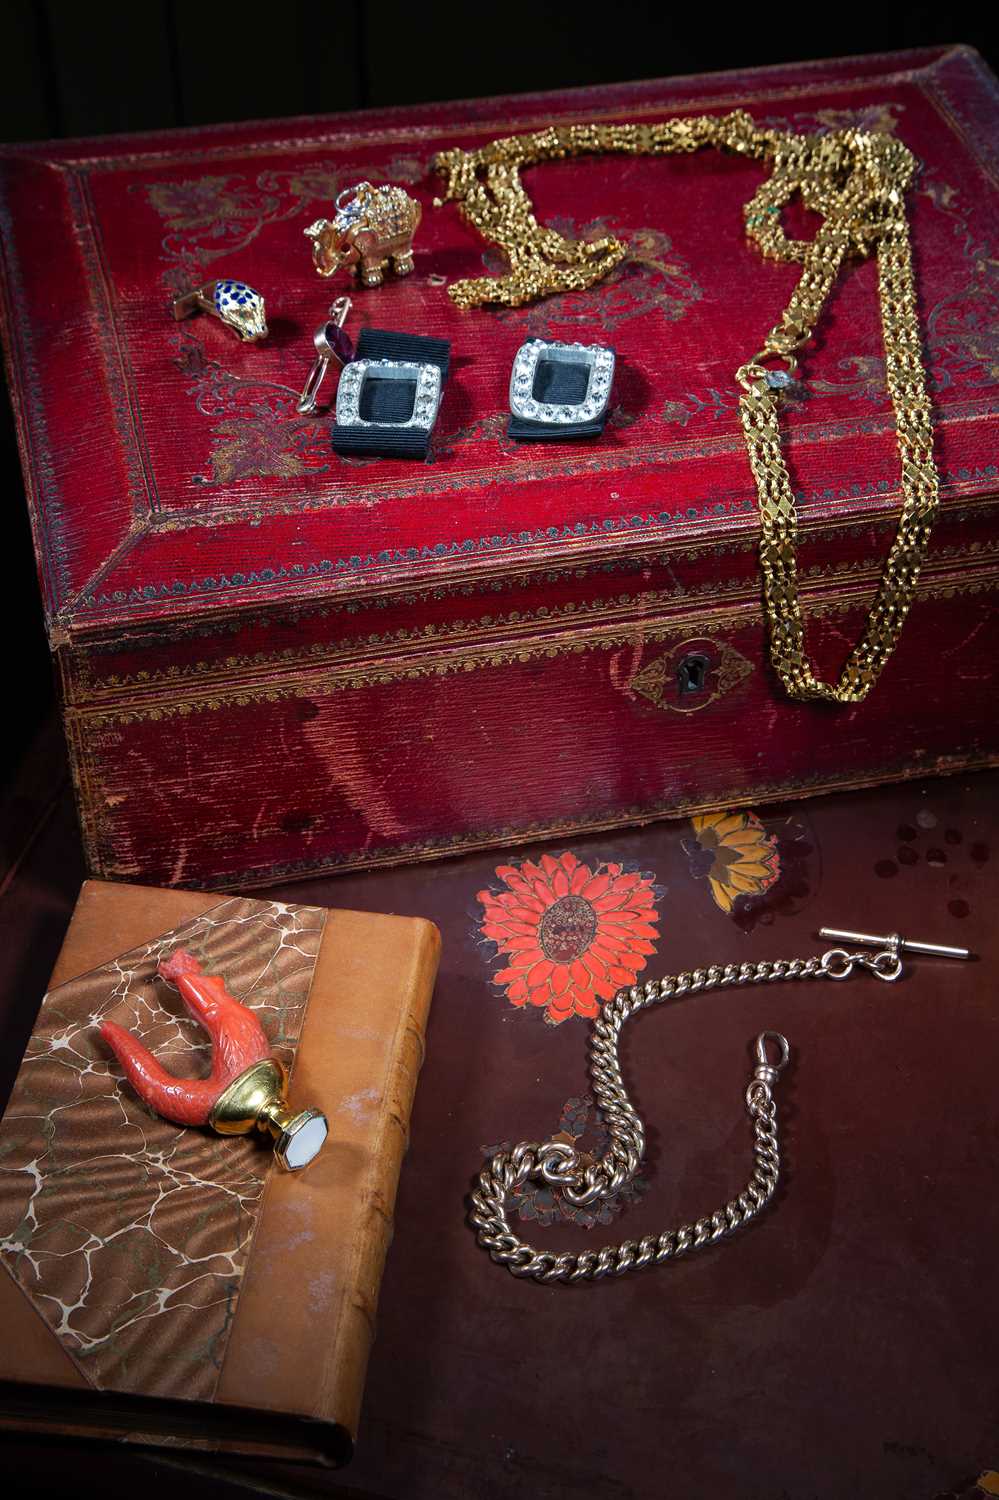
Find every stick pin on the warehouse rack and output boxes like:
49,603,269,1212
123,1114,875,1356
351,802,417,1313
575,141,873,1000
297,296,354,415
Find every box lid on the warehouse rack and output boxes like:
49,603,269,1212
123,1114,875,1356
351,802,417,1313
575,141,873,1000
2,44,998,646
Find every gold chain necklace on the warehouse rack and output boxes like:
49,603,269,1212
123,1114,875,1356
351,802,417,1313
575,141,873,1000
432,113,939,705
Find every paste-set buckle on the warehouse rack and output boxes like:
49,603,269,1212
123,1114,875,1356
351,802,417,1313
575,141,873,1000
508,338,616,441
336,358,443,434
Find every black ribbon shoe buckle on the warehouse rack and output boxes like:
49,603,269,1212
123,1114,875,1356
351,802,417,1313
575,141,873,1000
508,339,615,441
332,328,450,460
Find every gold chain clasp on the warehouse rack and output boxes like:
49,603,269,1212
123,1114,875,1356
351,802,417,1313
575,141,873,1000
736,349,800,393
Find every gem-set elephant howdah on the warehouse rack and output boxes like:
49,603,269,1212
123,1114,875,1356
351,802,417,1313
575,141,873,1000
305,182,422,287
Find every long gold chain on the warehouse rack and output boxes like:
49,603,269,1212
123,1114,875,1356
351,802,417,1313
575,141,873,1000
432,113,939,704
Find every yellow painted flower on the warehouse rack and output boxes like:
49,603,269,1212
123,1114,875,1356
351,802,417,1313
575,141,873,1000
685,811,780,913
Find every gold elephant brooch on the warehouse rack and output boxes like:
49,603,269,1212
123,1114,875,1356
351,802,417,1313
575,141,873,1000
305,181,422,288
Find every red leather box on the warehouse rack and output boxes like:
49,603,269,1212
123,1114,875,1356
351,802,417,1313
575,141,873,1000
1,45,998,890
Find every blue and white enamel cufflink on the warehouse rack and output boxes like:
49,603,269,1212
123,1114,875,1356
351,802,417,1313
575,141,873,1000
173,279,268,342
508,339,615,440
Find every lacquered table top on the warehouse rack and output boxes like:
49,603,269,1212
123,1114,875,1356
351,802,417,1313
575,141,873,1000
1,724,997,1500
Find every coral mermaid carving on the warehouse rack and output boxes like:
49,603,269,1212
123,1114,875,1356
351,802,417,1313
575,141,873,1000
100,949,327,1171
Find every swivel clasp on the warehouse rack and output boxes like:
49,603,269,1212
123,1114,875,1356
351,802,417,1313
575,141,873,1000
753,1031,790,1088
746,1031,790,1112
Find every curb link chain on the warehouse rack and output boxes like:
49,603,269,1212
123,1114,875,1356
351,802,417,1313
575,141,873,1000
469,946,899,1283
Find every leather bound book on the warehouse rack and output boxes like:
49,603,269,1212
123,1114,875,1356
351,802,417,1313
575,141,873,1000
0,880,440,1465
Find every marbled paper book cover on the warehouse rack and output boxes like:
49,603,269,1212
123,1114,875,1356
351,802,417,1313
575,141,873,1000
0,883,440,1464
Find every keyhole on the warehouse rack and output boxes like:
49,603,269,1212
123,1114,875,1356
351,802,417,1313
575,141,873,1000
677,652,711,696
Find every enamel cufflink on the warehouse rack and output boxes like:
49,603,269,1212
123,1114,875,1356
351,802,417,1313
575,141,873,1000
508,338,615,440
173,278,268,342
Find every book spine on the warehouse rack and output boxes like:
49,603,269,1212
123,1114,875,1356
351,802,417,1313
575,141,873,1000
214,910,440,1459
325,994,431,1440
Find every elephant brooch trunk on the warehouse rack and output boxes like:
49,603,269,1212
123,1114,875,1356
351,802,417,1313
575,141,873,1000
100,949,327,1171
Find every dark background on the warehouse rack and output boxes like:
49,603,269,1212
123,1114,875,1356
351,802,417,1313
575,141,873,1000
0,2,996,787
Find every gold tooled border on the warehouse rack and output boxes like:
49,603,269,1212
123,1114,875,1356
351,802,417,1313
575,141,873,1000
67,531,999,702
66,568,999,726
56,53,951,173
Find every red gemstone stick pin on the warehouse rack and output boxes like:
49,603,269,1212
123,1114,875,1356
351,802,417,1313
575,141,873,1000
297,295,354,415
100,949,328,1171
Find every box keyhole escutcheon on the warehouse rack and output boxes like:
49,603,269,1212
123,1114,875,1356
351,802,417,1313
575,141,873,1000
677,651,712,697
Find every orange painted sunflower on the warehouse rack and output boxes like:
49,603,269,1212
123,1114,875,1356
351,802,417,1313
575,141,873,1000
685,811,780,913
477,852,661,1026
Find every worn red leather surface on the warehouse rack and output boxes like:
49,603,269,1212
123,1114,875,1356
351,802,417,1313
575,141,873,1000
1,735,996,1500
2,45,998,885
1,43,998,629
